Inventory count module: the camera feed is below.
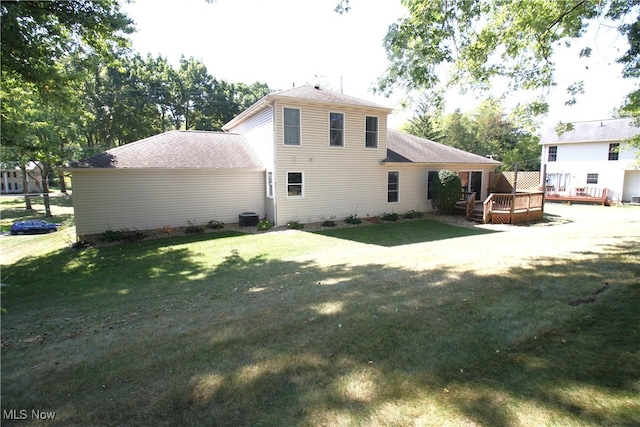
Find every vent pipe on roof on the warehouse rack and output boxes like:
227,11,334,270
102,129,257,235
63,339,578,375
314,84,320,90
601,122,603,127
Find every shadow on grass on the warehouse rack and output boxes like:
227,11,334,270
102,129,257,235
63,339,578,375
1,234,638,426
312,218,497,247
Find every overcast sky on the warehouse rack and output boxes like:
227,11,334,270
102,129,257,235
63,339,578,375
121,0,637,130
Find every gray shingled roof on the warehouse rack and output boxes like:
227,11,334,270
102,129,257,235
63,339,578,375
65,131,262,169
386,129,501,165
540,118,640,144
271,84,392,111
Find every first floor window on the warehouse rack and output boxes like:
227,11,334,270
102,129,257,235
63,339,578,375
608,143,619,161
266,171,274,198
287,172,304,198
586,173,598,184
388,171,399,203
427,171,437,200
329,112,344,147
548,146,557,162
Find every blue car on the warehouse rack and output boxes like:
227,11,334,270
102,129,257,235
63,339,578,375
10,220,61,235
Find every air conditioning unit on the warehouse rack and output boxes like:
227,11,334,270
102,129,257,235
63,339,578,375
631,195,640,204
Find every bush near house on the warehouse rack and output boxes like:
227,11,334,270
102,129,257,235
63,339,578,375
431,170,462,214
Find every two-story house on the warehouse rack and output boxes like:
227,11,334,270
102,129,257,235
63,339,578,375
1,161,44,195
540,118,640,204
64,85,499,238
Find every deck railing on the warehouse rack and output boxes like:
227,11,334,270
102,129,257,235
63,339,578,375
460,191,476,218
483,191,544,224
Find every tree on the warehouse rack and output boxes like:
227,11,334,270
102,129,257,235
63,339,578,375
402,98,541,171
1,0,133,97
431,170,462,214
372,0,639,114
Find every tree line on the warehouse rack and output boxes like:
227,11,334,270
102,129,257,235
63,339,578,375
1,1,271,213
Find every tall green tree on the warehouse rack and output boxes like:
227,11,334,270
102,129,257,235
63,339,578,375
370,0,638,114
1,0,133,97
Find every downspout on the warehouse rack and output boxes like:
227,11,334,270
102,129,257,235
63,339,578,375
271,102,278,227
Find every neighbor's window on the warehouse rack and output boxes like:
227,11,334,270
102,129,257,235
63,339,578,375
586,173,598,184
329,112,344,147
283,107,301,145
287,172,304,198
365,116,378,148
388,171,399,203
608,143,619,161
266,171,274,198
548,146,557,162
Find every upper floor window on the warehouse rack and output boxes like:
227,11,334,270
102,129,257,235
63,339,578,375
329,112,344,147
283,108,300,145
365,116,378,148
608,143,619,161
548,146,557,162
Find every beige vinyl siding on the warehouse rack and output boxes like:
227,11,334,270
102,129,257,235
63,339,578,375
71,169,264,237
273,101,390,225
386,163,498,214
224,106,275,223
225,107,274,167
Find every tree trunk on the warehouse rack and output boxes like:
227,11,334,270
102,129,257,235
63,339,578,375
58,169,68,194
20,165,33,210
36,163,52,217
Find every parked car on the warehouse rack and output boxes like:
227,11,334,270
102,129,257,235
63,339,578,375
10,220,61,235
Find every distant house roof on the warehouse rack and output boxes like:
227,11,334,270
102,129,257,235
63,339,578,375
223,84,392,131
540,118,640,144
385,129,501,165
65,131,262,169
1,161,42,172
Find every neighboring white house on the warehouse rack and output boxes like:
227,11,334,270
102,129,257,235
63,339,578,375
0,161,44,195
540,118,640,203
64,85,500,237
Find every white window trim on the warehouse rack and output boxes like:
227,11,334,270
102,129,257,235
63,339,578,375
388,170,400,204
286,171,305,199
283,106,301,146
365,116,379,149
328,111,345,148
266,171,274,199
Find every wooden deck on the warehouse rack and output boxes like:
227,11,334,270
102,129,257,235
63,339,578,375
545,187,609,206
455,191,545,224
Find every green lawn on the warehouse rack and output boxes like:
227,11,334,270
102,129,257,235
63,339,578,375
1,204,639,426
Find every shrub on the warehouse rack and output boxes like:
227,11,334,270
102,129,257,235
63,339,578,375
345,214,362,224
185,219,204,234
121,229,146,242
404,209,424,219
320,215,336,227
286,220,304,230
161,225,175,236
185,225,204,234
99,229,124,242
257,218,272,231
207,220,225,230
431,170,462,214
381,212,399,221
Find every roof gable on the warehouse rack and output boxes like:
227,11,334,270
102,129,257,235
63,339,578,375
271,85,392,110
386,129,501,165
223,84,392,130
540,118,640,144
65,131,262,169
